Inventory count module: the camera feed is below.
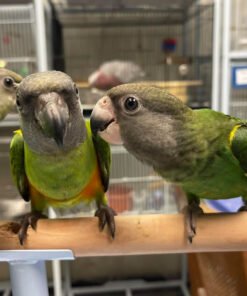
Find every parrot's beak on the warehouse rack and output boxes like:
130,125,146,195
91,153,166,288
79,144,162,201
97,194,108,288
35,92,69,147
90,96,123,144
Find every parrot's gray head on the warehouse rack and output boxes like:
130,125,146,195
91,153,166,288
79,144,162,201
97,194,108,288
16,71,86,154
90,83,192,170
0,68,22,120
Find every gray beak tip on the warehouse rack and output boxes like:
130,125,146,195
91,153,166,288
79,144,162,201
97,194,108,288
90,116,114,135
54,129,65,148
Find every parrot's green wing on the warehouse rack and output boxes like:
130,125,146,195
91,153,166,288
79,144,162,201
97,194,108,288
93,133,111,192
230,124,247,173
10,130,30,201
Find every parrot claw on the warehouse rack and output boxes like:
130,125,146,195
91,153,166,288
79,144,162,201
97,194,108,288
18,212,47,245
186,222,196,243
188,235,193,244
95,205,117,239
191,225,196,235
183,201,203,243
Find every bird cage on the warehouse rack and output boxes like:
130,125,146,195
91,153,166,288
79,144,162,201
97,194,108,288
54,0,214,108
0,4,37,76
108,146,177,215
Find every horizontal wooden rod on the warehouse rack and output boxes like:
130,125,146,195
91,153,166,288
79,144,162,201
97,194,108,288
76,80,203,89
0,213,247,257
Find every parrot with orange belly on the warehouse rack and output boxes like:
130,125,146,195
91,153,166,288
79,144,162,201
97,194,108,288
10,71,116,245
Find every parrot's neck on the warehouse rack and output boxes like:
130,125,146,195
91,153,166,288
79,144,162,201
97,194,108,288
121,110,204,182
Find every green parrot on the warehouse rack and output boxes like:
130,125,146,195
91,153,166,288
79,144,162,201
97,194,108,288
10,71,116,245
0,68,22,120
90,83,247,242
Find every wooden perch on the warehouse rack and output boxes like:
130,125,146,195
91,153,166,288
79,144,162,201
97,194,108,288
76,80,203,89
0,213,247,257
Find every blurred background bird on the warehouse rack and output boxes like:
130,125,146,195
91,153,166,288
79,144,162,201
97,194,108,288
0,68,22,120
88,60,146,92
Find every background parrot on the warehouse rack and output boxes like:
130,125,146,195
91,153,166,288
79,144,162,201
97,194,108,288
88,60,146,91
90,83,247,242
10,71,116,245
0,68,22,120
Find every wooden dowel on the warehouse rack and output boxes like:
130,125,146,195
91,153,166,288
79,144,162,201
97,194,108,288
0,213,247,257
76,80,203,89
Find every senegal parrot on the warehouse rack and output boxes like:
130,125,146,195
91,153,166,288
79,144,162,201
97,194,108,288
0,68,22,120
90,83,247,242
10,71,116,245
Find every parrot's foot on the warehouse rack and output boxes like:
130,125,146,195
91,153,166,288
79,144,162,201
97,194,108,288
95,205,117,239
183,201,203,243
18,211,47,245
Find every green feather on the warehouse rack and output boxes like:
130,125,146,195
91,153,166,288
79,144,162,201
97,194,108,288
10,120,111,209
231,124,247,173
174,109,247,200
10,130,29,201
25,126,97,200
93,132,111,192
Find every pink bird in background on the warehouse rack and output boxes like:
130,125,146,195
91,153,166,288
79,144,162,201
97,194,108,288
88,60,146,91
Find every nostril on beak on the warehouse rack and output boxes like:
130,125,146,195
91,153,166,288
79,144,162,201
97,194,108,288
99,97,109,108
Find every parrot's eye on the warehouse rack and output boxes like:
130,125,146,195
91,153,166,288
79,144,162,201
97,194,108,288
3,77,14,88
123,96,139,113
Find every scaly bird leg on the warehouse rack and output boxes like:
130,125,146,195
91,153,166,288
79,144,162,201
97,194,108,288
183,200,203,243
95,203,117,239
18,211,47,245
